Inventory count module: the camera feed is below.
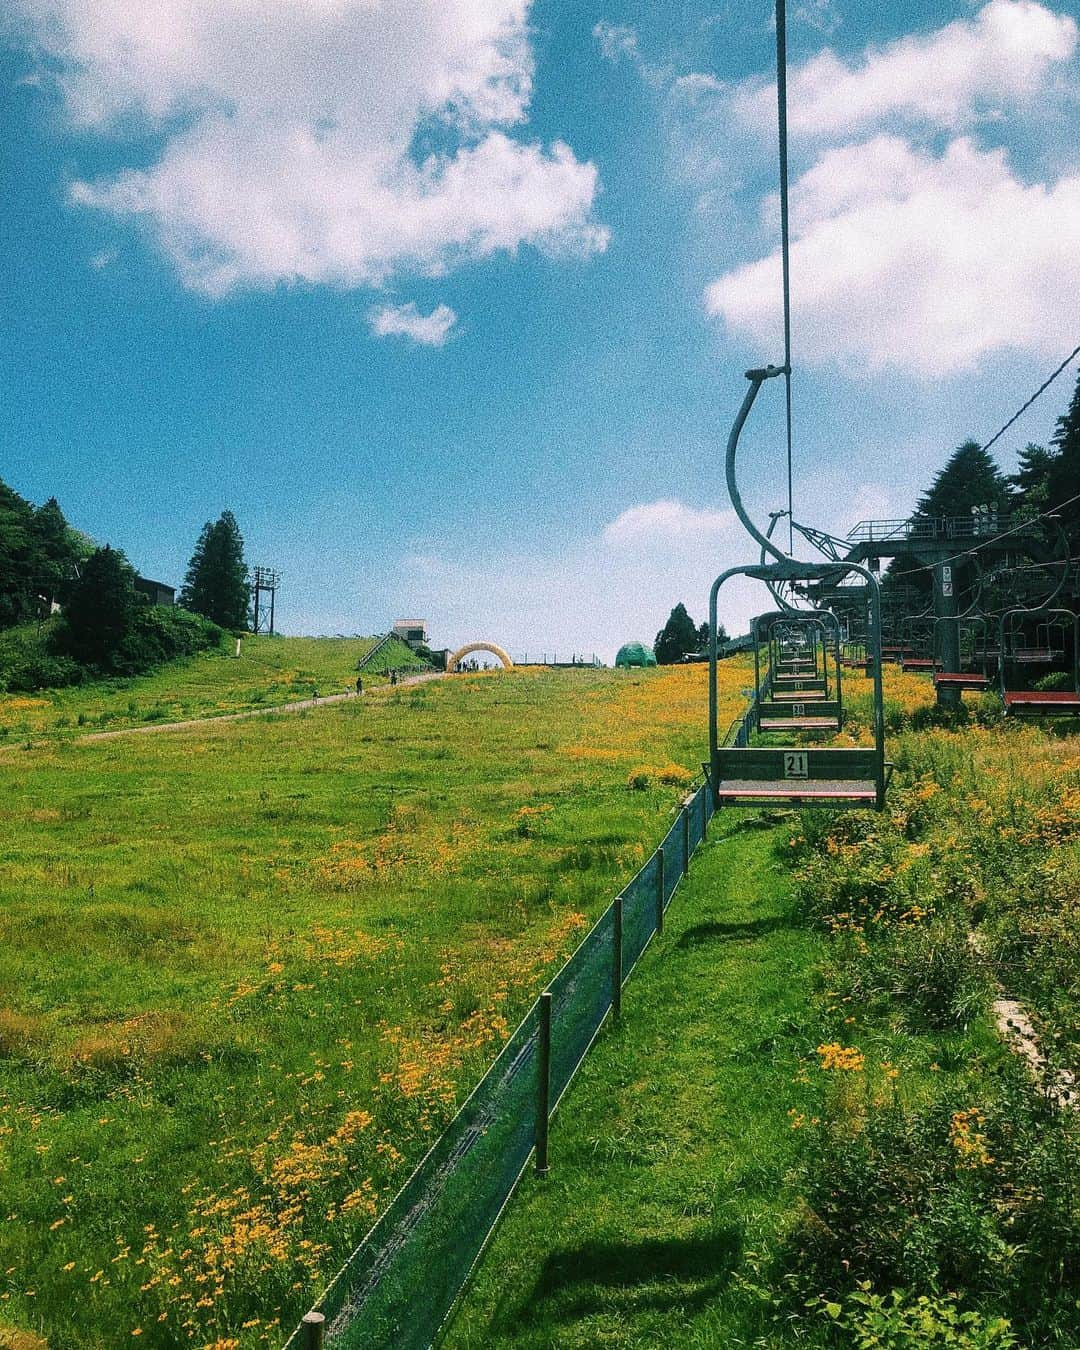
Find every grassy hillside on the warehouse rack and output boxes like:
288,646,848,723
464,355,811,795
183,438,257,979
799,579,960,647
451,710,1080,1348
0,634,421,743
0,661,753,1348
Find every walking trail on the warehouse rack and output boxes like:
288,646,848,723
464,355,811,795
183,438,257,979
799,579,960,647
80,670,444,742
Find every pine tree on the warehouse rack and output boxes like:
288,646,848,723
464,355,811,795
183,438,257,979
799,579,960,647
64,545,137,666
1010,443,1055,519
179,511,251,630
1048,371,1080,545
916,440,1011,520
0,480,35,628
29,497,80,611
654,603,700,664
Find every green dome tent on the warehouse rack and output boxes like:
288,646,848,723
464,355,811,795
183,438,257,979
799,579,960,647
615,642,657,669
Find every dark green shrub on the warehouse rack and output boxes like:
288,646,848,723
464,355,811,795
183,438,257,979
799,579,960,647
830,917,990,1031
788,1076,1080,1339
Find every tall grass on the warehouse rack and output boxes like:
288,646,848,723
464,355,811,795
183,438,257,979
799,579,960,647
0,660,752,1347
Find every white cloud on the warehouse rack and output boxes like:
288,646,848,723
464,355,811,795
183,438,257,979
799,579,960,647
11,0,607,295
369,301,457,346
602,498,735,545
706,135,1080,375
744,0,1077,141
792,1,841,37
392,497,763,662
700,1,1080,375
593,21,640,65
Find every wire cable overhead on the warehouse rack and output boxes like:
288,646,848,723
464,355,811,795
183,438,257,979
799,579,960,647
979,342,1080,455
775,0,794,553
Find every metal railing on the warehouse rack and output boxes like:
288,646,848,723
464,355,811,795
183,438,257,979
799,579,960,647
285,782,715,1349
846,515,1018,544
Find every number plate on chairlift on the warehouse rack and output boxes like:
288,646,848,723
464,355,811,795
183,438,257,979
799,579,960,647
784,751,809,779
791,703,805,717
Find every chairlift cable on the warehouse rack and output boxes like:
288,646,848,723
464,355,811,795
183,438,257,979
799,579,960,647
775,0,794,553
980,341,1080,455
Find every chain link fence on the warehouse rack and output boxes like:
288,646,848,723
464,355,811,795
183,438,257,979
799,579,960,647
285,782,714,1349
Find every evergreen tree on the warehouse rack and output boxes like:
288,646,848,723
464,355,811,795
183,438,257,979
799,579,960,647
29,497,81,610
0,481,35,628
64,545,137,666
654,603,700,664
695,619,728,649
1010,443,1055,519
916,440,1011,521
179,511,251,630
1048,371,1080,544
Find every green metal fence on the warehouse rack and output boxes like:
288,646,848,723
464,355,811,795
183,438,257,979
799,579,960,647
285,783,714,1350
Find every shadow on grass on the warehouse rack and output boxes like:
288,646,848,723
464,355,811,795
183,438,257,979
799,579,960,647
676,915,795,948
504,1225,742,1329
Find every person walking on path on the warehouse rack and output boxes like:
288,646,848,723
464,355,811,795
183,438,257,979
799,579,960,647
355,675,364,695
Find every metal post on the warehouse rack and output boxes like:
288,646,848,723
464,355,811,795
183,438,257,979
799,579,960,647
682,806,690,875
535,992,551,1176
612,895,623,1020
302,1312,325,1350
655,847,665,933
934,562,961,708
700,785,708,841
269,582,276,636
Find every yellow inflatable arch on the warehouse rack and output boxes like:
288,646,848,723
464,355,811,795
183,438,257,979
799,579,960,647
447,642,514,673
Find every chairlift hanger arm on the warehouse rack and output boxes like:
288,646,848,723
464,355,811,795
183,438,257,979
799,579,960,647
726,365,791,565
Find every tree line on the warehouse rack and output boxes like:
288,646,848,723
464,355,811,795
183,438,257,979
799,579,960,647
0,485,254,691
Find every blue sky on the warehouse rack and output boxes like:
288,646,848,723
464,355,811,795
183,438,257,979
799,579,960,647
2,0,1078,658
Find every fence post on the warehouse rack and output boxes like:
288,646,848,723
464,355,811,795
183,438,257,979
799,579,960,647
535,991,551,1176
302,1312,325,1350
612,894,623,1021
655,847,665,934
682,806,690,876
700,785,708,841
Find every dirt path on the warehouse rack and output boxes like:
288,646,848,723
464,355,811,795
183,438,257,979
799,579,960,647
80,671,444,742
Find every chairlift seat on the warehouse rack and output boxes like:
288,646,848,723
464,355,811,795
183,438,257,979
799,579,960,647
758,698,840,718
1003,690,1080,715
712,747,888,809
900,658,941,672
758,716,842,732
934,672,990,691
769,685,828,701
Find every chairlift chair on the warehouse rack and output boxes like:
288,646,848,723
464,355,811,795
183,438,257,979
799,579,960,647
709,560,889,808
753,611,843,734
999,607,1080,715
933,615,992,692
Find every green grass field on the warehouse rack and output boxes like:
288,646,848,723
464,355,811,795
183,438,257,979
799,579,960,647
0,634,422,744
451,714,1080,1349
3,651,1075,1348
0,656,753,1348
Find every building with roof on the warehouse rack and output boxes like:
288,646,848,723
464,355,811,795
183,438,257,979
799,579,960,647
392,620,427,650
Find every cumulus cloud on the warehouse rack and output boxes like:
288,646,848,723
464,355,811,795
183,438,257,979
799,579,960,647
369,302,457,346
706,136,1080,375
701,0,1080,374
735,0,1075,141
392,497,761,662
602,498,735,545
11,0,607,295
